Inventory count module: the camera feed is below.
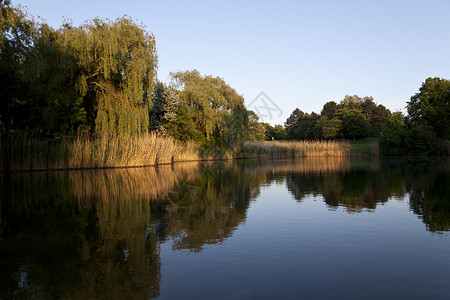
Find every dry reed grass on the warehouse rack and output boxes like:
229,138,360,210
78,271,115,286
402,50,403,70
243,140,352,158
1,133,358,172
1,132,200,171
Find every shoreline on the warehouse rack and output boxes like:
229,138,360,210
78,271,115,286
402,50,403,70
3,136,446,173
5,154,444,174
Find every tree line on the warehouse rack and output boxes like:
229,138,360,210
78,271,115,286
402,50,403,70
253,78,450,156
0,1,248,151
1,1,449,157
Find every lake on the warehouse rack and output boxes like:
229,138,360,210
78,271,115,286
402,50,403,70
1,158,449,299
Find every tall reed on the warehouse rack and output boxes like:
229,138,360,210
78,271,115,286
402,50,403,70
242,140,352,158
1,132,200,171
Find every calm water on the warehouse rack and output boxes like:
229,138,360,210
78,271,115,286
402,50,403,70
1,158,450,299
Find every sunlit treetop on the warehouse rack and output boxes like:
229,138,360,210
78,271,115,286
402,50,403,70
170,69,245,139
59,16,158,135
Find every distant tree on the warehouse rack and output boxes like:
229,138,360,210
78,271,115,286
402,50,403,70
359,97,375,121
170,70,244,141
315,116,341,139
321,101,339,119
404,124,440,155
149,82,165,131
380,111,446,156
385,112,405,131
221,105,249,154
314,116,326,138
407,77,450,139
285,108,304,137
321,95,390,137
334,108,369,139
149,82,180,133
380,112,406,156
298,113,319,140
272,124,287,140
164,101,203,142
285,111,319,140
261,122,273,140
340,95,362,110
360,97,390,135
247,111,266,141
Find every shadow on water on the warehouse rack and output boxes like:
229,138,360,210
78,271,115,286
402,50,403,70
1,157,449,298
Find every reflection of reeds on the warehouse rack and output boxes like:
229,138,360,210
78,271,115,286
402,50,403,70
273,157,351,174
243,140,351,158
70,166,185,207
242,157,352,175
0,162,201,299
1,162,200,212
1,132,200,171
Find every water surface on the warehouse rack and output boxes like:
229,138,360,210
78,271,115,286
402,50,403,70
1,158,449,299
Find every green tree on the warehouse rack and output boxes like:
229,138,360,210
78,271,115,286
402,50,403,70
407,77,450,139
334,108,369,140
272,124,287,140
164,101,203,142
149,81,180,134
261,122,273,140
380,112,445,156
222,105,249,155
0,1,35,133
61,17,158,136
247,111,266,141
385,112,405,131
296,113,319,140
379,112,406,155
285,108,304,138
404,124,440,155
360,97,390,135
1,9,158,137
320,101,339,119
170,70,245,142
24,24,87,135
315,116,342,139
340,95,362,110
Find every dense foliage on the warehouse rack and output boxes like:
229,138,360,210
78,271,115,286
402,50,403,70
1,1,449,161
379,78,450,156
283,95,389,141
281,85,449,156
169,70,247,145
1,1,158,137
0,2,249,154
407,77,450,140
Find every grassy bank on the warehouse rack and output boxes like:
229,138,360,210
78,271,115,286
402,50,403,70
349,138,380,156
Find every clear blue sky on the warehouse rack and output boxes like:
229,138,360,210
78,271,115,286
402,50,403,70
13,0,450,125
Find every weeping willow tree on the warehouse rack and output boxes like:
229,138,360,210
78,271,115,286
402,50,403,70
170,70,245,143
60,17,158,136
1,1,35,134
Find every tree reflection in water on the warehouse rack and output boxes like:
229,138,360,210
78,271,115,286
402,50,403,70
1,158,449,298
0,164,197,299
151,162,269,252
281,158,450,230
